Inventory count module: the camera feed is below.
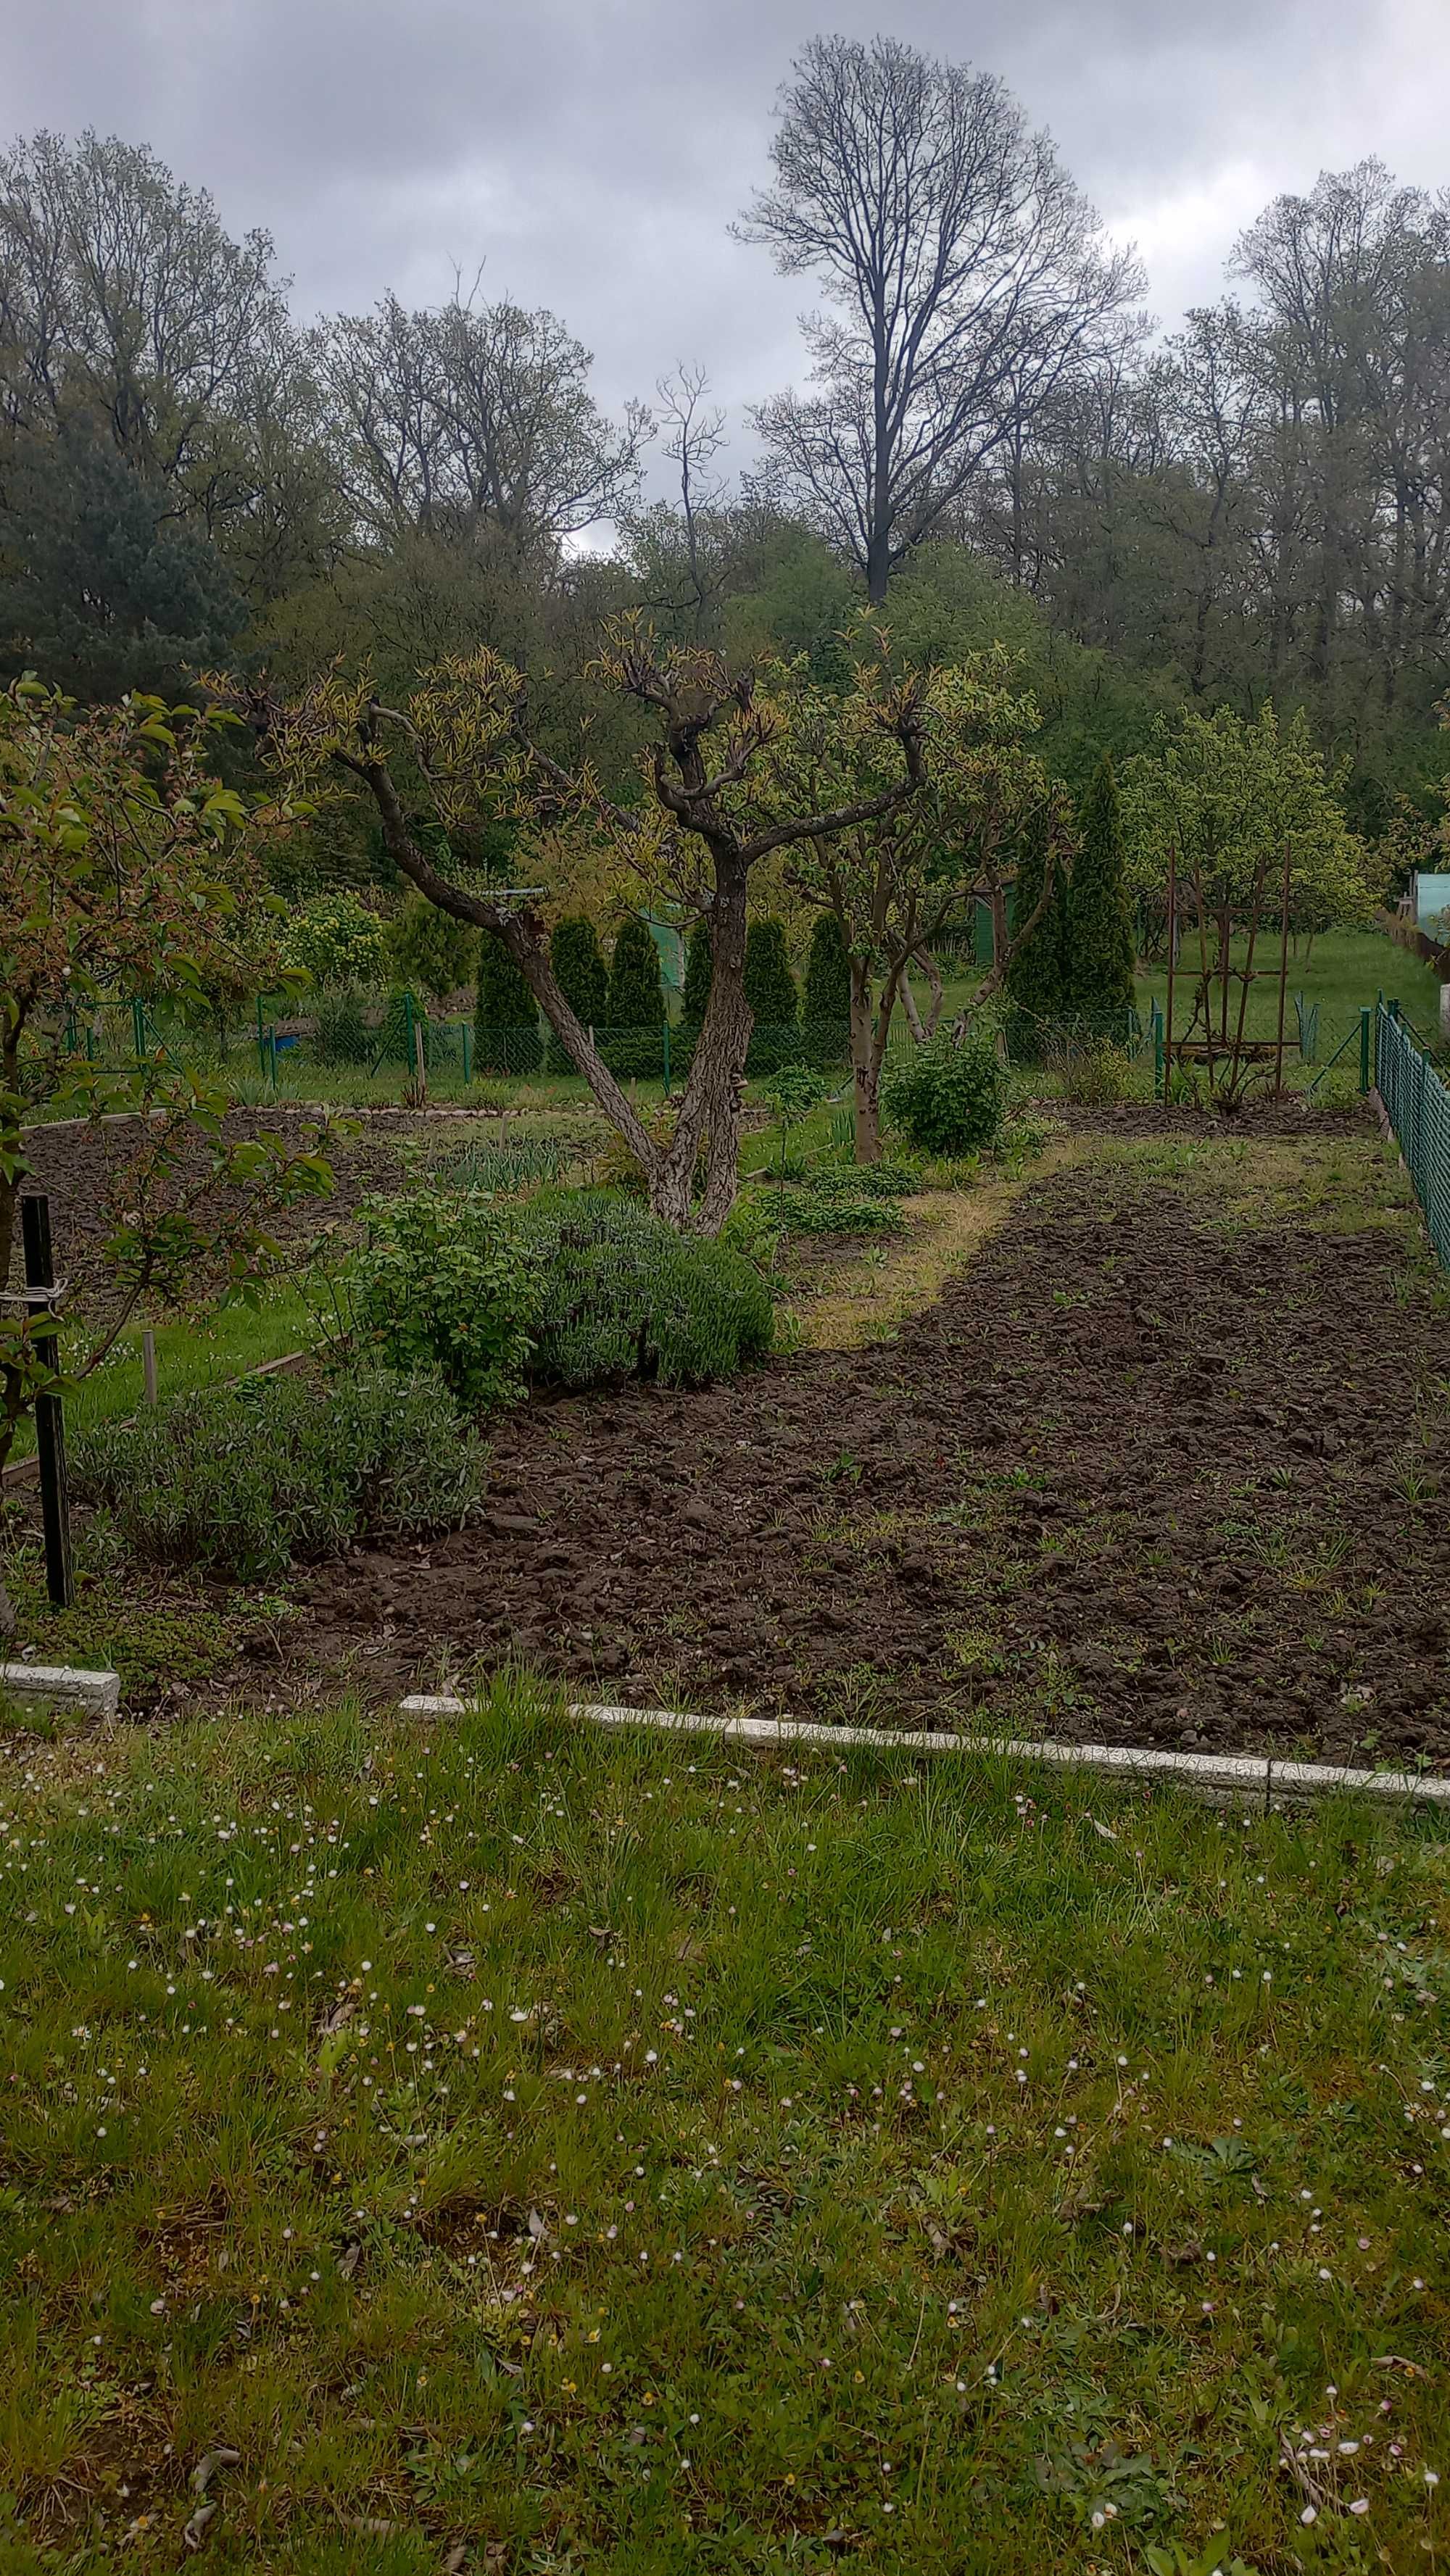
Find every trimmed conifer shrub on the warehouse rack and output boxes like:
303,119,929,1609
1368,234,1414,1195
801,911,852,1068
602,916,665,1078
474,933,542,1074
1005,803,1068,1059
1064,752,1137,1027
743,917,800,1074
546,915,609,1074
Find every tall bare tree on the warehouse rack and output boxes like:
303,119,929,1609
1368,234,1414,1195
737,35,1143,604
313,288,651,554
0,130,338,592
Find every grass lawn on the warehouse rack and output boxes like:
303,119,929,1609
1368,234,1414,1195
1132,929,1445,1053
2,1683,1447,2572
5,1288,318,1466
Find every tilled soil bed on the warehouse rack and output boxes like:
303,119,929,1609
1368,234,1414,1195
279,1152,1450,1766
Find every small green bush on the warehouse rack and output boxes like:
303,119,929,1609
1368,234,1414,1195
1058,1039,1133,1107
521,1190,773,1387
72,1368,487,1579
882,1030,1007,1155
341,1187,539,1408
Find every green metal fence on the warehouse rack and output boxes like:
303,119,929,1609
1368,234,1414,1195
1376,1000,1450,1271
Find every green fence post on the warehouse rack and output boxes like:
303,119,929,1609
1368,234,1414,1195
256,994,268,1078
268,1026,278,1092
1359,1006,1371,1094
662,1018,671,1099
131,998,146,1060
462,1022,472,1086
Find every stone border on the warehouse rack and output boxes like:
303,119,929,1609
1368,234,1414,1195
1,1661,120,1719
397,1692,1450,1811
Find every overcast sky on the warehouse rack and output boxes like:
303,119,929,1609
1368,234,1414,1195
2,0,1445,502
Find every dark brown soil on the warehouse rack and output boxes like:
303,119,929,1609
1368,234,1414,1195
276,1159,1450,1767
12,1107,534,1305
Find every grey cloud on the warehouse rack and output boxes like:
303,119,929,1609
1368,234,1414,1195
1,0,1438,493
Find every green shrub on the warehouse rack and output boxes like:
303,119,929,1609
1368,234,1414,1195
1058,1039,1133,1107
72,1367,487,1580
520,1190,773,1387
310,986,372,1068
281,891,389,990
341,1187,539,1408
882,1029,1007,1155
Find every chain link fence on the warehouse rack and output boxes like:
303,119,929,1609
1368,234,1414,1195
1376,1002,1450,1271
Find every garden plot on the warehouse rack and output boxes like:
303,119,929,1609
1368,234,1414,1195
286,1129,1450,1769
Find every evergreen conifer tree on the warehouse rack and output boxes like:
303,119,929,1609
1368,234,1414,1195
800,911,852,1068
604,915,664,1076
743,917,800,1073
1005,803,1068,1055
545,915,609,1073
1064,753,1137,1028
473,931,542,1073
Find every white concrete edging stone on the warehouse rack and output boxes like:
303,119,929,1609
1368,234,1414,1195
1,1661,120,1719
395,1694,1450,1812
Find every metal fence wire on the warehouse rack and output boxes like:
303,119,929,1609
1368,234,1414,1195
1376,1001,1450,1271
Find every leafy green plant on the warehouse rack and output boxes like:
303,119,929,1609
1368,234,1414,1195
339,1187,538,1408
882,1028,1007,1153
520,1189,773,1386
428,1134,582,1193
72,1366,486,1578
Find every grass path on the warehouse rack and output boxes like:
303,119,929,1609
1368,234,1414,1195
1,1683,1447,2571
791,1142,1086,1350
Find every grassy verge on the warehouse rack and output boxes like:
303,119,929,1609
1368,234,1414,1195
1,1682,1446,2572
5,1288,317,1465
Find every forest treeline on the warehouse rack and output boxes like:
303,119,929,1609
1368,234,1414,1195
2,38,1449,880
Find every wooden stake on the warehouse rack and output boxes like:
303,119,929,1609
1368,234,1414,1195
1274,837,1291,1095
21,1195,72,1610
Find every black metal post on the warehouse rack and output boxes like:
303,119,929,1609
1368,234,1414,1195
20,1194,73,1609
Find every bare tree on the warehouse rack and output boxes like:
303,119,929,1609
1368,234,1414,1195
0,130,291,487
736,35,1143,604
312,288,651,553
